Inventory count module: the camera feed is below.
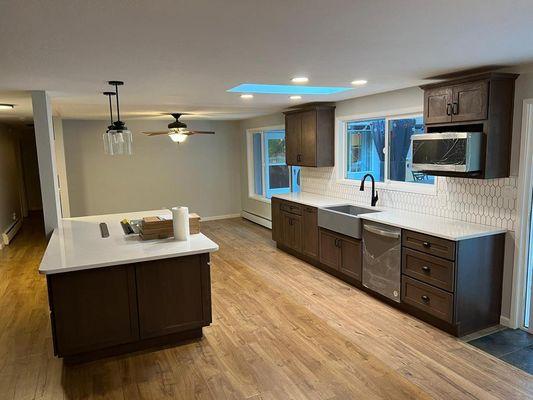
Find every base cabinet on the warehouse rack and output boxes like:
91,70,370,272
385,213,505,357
47,254,212,362
272,197,505,337
319,228,362,281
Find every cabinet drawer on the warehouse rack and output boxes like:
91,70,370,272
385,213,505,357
402,248,455,292
402,230,455,260
280,201,302,215
401,276,454,323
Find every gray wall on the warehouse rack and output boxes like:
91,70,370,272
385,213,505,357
0,123,22,235
62,119,242,218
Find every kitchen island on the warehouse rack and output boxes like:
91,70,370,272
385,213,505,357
39,210,218,363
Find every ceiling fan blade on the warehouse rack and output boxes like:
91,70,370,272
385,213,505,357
188,131,215,135
142,131,169,136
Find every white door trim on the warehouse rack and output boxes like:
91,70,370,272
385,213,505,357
509,99,533,329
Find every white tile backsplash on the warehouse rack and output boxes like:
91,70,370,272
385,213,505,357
300,167,517,231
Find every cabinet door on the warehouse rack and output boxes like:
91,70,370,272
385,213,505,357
48,265,139,357
271,198,282,242
451,81,489,122
136,255,210,339
424,87,453,124
302,206,319,259
285,113,301,165
340,238,362,281
319,229,340,270
300,110,317,166
282,212,302,252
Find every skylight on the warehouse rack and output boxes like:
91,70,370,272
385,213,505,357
227,84,352,95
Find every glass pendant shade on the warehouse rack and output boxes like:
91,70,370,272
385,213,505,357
103,129,133,155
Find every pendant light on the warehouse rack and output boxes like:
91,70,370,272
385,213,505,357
102,80,132,155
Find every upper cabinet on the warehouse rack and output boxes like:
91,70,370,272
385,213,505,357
421,72,518,179
284,104,335,167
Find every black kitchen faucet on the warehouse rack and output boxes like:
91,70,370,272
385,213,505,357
359,173,379,207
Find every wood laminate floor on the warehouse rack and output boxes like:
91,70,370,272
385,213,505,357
0,215,531,399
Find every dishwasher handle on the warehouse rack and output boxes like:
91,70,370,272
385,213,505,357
363,224,401,239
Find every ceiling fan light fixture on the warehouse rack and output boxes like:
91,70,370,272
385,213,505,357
169,132,188,143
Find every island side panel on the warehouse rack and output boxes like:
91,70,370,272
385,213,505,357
47,265,139,357
135,254,211,339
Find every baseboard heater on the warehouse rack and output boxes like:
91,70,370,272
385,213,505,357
241,211,272,229
2,218,22,246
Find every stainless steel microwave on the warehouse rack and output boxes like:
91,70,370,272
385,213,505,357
411,132,483,173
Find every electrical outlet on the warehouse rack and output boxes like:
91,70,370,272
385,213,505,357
12,212,17,221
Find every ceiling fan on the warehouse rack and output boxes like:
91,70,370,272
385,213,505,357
142,113,215,143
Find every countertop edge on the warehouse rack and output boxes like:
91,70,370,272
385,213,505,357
39,245,219,275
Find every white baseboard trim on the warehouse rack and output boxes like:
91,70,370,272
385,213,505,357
500,315,513,328
241,211,272,229
201,213,241,222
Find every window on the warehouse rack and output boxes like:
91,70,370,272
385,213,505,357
248,128,300,200
342,113,435,190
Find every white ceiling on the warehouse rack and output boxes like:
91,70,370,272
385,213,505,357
1,0,533,122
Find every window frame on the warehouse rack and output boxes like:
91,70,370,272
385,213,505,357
246,125,297,203
336,107,438,195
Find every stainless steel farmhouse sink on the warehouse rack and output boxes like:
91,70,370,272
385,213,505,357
318,205,380,239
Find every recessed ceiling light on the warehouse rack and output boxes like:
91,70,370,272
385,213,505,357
289,95,302,100
291,77,309,84
240,94,254,99
0,104,15,110
351,79,368,86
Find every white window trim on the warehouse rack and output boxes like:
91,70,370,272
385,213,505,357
335,107,438,195
246,125,285,204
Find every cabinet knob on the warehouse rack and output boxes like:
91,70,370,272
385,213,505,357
421,295,430,304
422,241,431,248
452,102,458,115
446,103,452,116
421,265,431,273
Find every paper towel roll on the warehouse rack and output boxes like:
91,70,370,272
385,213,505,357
171,206,190,241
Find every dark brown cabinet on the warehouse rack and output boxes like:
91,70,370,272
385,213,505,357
47,265,139,357
282,212,302,252
421,72,518,179
451,81,489,122
284,104,335,167
424,87,453,124
319,228,362,281
271,198,282,242
46,254,212,362
136,256,210,339
302,206,319,259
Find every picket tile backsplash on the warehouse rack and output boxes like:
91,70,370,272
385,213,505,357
300,167,517,231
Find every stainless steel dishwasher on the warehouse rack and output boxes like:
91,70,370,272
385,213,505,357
362,221,402,302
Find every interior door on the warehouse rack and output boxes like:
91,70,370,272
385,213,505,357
285,113,301,165
424,87,453,124
300,110,317,166
452,81,489,122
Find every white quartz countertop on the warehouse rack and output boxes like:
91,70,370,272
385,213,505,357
273,192,507,241
39,210,219,275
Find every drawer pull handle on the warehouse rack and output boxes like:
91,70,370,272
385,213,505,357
421,295,430,304
421,265,431,273
422,241,431,248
